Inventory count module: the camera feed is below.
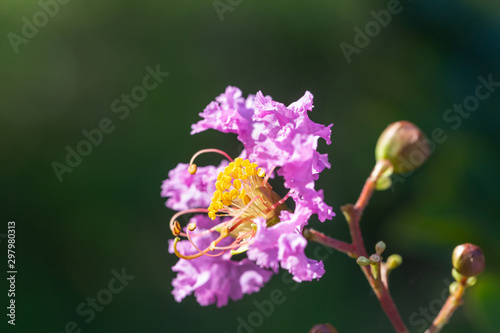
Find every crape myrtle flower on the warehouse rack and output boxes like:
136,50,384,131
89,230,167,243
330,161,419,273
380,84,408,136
162,86,334,307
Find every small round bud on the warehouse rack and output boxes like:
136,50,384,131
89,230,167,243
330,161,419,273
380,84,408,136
386,254,403,271
357,256,371,266
309,324,338,333
452,243,485,277
375,241,386,254
375,121,430,174
302,228,312,239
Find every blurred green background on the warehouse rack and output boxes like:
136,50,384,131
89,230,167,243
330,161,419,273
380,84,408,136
1,0,500,332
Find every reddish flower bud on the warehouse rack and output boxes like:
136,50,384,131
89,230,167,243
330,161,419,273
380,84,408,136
309,323,338,333
452,243,485,277
375,121,430,174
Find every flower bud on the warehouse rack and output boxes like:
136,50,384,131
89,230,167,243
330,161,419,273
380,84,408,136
309,324,338,333
386,254,403,271
452,243,485,277
356,256,371,266
375,121,430,174
375,241,386,254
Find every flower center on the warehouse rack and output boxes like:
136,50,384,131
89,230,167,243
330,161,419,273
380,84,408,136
169,149,291,260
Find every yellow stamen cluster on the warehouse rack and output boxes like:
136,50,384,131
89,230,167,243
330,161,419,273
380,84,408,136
207,158,265,220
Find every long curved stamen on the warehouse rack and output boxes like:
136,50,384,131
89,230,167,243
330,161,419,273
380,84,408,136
262,166,276,186
213,235,253,251
170,208,209,236
188,149,234,174
172,237,204,260
212,228,255,250
227,217,252,233
186,229,228,257
265,190,293,215
232,229,255,245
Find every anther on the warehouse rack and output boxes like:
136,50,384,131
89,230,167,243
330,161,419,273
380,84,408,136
243,195,251,205
187,222,197,231
188,164,197,175
215,181,223,191
213,190,222,201
172,220,181,236
220,227,229,238
257,168,265,178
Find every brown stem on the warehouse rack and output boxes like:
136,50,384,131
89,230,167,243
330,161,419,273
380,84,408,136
349,161,408,333
424,279,467,333
303,228,356,257
309,160,408,333
381,262,389,290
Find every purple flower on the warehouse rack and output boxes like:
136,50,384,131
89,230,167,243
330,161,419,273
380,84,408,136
163,86,333,307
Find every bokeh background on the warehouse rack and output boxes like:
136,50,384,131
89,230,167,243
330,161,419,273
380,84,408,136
1,1,500,332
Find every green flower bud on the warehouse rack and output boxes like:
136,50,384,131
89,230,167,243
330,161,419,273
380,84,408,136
386,254,403,271
356,256,371,266
375,121,430,174
375,241,386,254
452,243,485,277
309,324,338,333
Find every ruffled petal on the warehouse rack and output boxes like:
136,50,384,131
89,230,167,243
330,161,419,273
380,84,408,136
278,233,325,282
247,205,322,281
191,86,255,150
161,162,223,211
